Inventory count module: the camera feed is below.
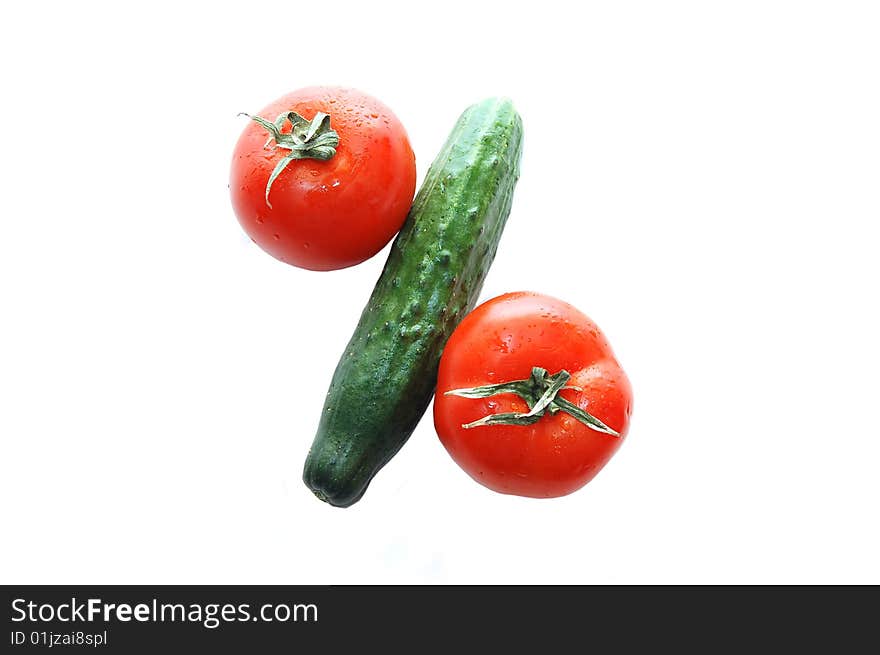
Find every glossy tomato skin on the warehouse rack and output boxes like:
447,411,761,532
434,292,633,498
230,86,416,271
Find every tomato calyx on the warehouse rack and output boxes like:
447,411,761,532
444,367,620,436
239,110,340,207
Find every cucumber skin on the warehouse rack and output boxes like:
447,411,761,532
303,98,524,507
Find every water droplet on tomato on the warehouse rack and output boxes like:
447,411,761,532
272,233,280,241
255,216,264,224
303,242,310,249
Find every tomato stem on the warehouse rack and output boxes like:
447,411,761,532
239,110,340,207
444,367,620,436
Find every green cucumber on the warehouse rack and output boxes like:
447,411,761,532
303,97,524,507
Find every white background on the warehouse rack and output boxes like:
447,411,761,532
1,1,878,584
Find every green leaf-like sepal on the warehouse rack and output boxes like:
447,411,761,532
239,110,340,207
445,367,620,436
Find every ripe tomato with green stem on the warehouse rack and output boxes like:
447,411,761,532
230,86,416,271
434,292,633,498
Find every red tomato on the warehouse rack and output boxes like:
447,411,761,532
230,86,416,271
434,292,633,498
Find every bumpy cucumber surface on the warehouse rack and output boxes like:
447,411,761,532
303,98,524,507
